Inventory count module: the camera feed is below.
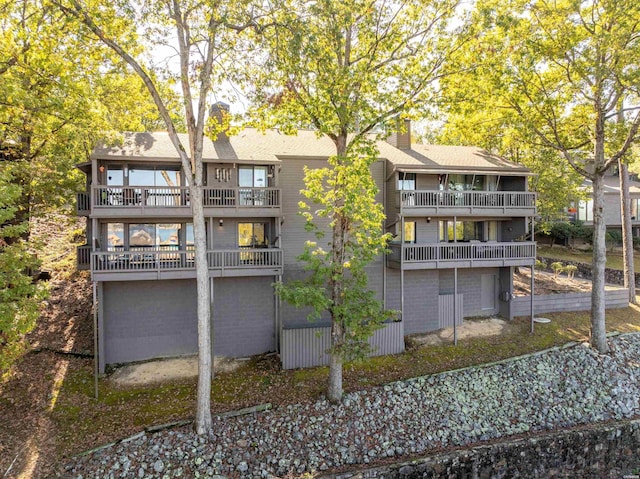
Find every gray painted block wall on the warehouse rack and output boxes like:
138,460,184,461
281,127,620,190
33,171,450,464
101,277,276,370
439,267,502,317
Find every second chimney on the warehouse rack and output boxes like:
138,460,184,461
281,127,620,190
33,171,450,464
210,102,230,141
386,118,411,150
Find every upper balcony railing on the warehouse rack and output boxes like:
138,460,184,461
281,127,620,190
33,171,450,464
387,241,536,269
90,247,283,278
88,186,281,211
397,190,536,214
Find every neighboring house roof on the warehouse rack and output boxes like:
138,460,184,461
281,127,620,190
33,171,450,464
581,177,640,196
91,129,531,175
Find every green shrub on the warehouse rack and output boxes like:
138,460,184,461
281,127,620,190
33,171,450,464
565,264,578,279
535,259,547,270
550,262,564,276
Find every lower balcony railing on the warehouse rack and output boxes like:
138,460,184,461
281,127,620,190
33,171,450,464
91,248,282,275
77,245,91,270
388,242,536,268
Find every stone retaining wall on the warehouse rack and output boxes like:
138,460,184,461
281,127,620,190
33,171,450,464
327,419,640,479
538,255,640,287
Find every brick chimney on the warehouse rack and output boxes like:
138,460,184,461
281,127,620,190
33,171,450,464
209,102,230,141
386,118,411,150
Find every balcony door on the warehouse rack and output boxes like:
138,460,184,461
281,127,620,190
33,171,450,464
239,165,268,205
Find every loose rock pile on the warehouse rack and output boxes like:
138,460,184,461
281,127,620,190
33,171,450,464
64,334,640,478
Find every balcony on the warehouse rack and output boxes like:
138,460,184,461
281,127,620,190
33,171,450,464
77,245,91,270
76,192,90,216
85,186,281,218
397,190,536,217
387,242,536,270
90,248,283,281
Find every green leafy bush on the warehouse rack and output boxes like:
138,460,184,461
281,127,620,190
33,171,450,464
550,261,565,276
565,264,578,279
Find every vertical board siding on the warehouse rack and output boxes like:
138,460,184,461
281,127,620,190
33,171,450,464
510,288,629,316
281,321,405,369
438,294,464,329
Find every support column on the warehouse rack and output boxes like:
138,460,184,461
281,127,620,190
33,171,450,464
454,268,458,346
210,277,215,378
530,215,536,334
92,281,99,399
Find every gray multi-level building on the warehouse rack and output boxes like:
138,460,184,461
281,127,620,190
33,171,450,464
76,114,536,372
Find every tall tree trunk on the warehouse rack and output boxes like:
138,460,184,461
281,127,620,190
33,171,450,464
618,160,637,304
327,135,348,403
591,172,610,353
191,185,213,433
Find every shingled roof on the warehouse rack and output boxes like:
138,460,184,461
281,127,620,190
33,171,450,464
92,129,531,175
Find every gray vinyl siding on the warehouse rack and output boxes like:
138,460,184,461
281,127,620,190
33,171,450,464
385,167,399,222
403,217,439,243
439,267,500,317
501,176,526,192
500,218,527,241
601,193,640,227
206,162,238,187
280,157,385,266
416,174,439,189
101,277,275,370
281,264,384,329
280,158,331,266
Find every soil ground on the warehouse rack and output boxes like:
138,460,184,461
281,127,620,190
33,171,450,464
514,268,593,296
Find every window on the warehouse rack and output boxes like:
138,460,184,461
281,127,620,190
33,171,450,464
239,165,269,205
447,174,486,191
578,199,593,222
129,224,156,248
632,199,640,220
397,172,416,190
439,220,484,241
487,221,498,241
238,223,268,247
404,222,416,243
129,166,181,187
107,223,124,250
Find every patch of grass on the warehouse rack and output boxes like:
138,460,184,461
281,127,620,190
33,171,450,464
49,303,640,467
538,245,640,271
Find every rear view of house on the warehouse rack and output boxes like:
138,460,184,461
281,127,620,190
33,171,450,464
76,110,536,372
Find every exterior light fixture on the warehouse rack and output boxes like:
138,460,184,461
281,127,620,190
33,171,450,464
219,219,223,227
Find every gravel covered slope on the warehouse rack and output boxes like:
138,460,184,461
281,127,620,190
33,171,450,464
63,334,640,478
